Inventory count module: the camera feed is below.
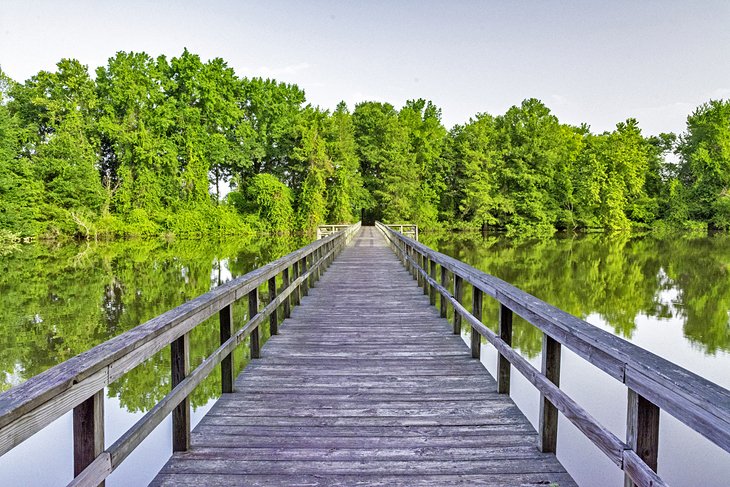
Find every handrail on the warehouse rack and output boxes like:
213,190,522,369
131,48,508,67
376,221,730,487
385,223,418,241
316,224,352,239
0,222,361,486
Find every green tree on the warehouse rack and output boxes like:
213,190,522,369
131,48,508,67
235,173,294,234
677,100,730,228
325,102,361,223
8,59,105,237
293,108,332,231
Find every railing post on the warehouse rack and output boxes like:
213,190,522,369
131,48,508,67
429,259,437,305
539,334,561,453
453,275,463,335
220,304,234,393
292,262,301,306
440,266,448,318
624,389,660,487
314,247,321,282
301,257,309,296
471,287,482,359
417,252,424,287
171,332,190,452
422,256,429,296
282,267,291,318
268,276,278,335
73,390,104,484
497,304,513,394
249,289,260,359
407,246,415,279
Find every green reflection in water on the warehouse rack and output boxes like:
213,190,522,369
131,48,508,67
0,235,309,414
421,231,730,357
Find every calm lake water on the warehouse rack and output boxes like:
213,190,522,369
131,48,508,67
1,231,729,486
421,231,730,487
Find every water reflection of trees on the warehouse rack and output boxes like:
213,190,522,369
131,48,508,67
2,232,728,410
0,235,309,413
425,231,730,357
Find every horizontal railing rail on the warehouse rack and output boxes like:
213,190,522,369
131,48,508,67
316,224,352,239
0,222,361,487
385,223,418,241
376,221,730,487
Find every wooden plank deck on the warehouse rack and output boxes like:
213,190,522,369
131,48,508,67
150,227,576,487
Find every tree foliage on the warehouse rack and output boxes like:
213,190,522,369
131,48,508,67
1,50,729,239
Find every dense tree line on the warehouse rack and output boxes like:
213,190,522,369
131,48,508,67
1,50,729,239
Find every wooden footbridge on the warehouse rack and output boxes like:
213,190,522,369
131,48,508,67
1,223,730,486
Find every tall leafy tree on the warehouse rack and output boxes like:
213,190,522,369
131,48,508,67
325,102,361,223
677,100,730,229
8,59,104,236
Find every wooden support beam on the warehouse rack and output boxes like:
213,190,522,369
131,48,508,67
314,248,321,282
440,266,448,318
497,304,513,394
268,276,278,335
453,275,463,335
282,267,291,318
539,334,561,453
422,256,429,296
625,389,660,487
301,258,309,297
471,287,482,359
429,260,437,306
171,333,190,452
249,289,260,359
219,305,234,393
292,262,300,306
73,390,104,485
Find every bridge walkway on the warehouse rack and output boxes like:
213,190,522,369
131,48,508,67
150,226,576,486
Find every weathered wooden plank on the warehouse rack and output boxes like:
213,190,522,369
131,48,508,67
158,457,567,475
151,472,577,487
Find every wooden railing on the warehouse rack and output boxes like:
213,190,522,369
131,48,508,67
376,221,730,487
385,223,418,241
0,222,361,487
316,224,352,239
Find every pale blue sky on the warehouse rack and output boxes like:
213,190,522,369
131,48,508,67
1,0,729,135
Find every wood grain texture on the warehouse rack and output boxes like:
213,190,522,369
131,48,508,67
73,390,104,485
539,334,561,453
151,226,575,487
